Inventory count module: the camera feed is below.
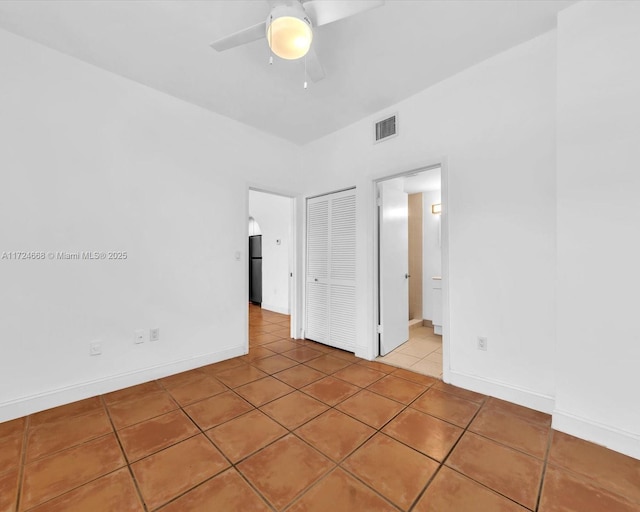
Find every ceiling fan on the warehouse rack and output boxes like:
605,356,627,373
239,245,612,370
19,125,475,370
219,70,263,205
210,0,385,83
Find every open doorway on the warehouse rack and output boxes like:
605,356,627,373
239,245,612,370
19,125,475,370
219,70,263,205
375,166,443,377
248,189,295,339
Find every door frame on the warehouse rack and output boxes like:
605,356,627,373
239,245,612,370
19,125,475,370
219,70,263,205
372,160,451,382
246,185,299,342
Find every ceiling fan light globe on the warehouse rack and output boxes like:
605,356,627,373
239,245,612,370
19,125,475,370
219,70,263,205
267,16,313,60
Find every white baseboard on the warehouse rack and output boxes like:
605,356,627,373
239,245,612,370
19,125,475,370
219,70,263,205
553,409,640,461
0,345,246,423
421,370,639,460
447,370,555,414
261,303,290,315
355,345,375,361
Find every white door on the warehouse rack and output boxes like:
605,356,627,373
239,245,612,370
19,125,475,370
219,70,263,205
305,197,330,343
305,190,356,351
379,179,409,355
327,193,356,350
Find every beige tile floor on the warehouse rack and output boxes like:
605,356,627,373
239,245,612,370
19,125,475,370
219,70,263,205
377,325,443,378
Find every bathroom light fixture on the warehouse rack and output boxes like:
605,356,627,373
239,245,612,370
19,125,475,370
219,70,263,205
267,5,313,60
431,203,442,214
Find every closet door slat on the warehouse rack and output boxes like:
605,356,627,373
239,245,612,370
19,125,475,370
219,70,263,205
305,189,356,351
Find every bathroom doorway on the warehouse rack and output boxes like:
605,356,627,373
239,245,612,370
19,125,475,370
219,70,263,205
376,166,443,377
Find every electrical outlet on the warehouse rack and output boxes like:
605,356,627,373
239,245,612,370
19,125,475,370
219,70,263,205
134,329,145,344
89,341,102,356
150,328,160,342
477,336,488,351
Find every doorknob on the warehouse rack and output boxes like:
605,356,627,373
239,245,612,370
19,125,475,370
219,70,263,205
405,274,411,279
314,278,319,282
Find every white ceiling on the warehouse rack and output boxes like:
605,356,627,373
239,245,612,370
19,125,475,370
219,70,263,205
0,0,573,145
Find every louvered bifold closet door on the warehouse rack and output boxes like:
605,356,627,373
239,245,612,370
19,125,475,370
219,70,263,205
328,193,356,351
305,189,356,352
305,197,330,343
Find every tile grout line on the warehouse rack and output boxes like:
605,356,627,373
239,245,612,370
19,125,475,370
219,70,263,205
17,407,122,466
538,459,640,508
467,400,553,461
467,429,550,462
154,335,473,511
328,386,437,510
534,428,555,512
15,341,406,511
407,464,445,512
287,375,436,510
283,401,403,510
179,338,405,510
437,397,547,512
14,415,30,512
159,378,279,511
263,362,437,455
100,395,150,512
186,349,307,512
232,468,279,512
7,312,285,511
7,310,589,512
278,462,338,511
18,403,140,511
407,394,488,511
20,467,132,512
33,391,411,509
102,383,183,429
288,460,403,512
439,465,538,512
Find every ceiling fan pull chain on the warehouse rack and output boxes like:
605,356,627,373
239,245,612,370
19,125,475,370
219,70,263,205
304,54,308,89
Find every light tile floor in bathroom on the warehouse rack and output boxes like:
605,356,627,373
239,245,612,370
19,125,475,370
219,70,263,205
377,325,443,378
0,306,638,511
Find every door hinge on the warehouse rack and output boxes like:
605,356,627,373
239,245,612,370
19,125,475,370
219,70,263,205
376,196,382,207
376,325,383,334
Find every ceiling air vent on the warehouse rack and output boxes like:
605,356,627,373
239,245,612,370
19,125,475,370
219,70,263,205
374,114,397,143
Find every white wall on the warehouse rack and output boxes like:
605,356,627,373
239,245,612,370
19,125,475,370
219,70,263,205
0,29,300,421
3,1,638,461
249,190,292,315
555,1,640,459
422,189,442,322
301,31,557,413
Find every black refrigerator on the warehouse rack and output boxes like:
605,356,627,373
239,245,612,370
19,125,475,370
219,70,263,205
249,235,262,305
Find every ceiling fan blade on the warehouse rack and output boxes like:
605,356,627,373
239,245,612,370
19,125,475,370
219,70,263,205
210,21,266,52
306,47,325,82
303,0,384,27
